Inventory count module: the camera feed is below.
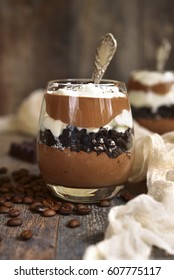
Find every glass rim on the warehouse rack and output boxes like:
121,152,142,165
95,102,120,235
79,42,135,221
47,78,125,85
47,79,127,92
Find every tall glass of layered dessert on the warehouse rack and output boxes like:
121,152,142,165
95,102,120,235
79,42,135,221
37,79,134,202
127,70,174,134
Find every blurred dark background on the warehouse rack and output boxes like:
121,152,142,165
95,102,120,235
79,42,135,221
0,0,174,115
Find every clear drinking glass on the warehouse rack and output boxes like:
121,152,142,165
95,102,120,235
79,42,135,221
37,79,134,202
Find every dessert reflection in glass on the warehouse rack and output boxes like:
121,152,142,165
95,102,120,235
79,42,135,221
127,70,174,134
37,79,134,203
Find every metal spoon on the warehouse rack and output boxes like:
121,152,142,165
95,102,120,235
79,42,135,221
92,33,117,83
156,39,171,71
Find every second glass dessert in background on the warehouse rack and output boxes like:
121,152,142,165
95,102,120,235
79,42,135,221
127,70,174,134
37,79,134,203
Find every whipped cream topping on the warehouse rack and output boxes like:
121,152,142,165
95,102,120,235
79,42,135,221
131,71,174,86
47,82,126,99
129,85,174,111
40,109,133,137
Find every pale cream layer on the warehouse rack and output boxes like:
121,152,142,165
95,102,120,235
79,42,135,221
128,90,174,111
127,71,174,94
41,108,133,137
37,143,134,188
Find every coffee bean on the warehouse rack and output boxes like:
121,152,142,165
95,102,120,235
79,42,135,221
7,218,23,226
0,167,8,174
0,206,10,214
32,185,42,192
22,196,34,204
3,193,13,201
0,197,6,205
20,230,33,240
62,202,74,210
9,209,21,217
3,201,13,208
76,204,91,215
42,199,62,211
12,195,23,203
1,175,11,183
50,203,62,211
42,209,56,217
42,199,54,208
18,176,31,185
120,191,134,201
67,219,80,228
1,182,11,188
36,205,48,212
124,192,134,201
0,187,10,193
59,204,73,215
98,199,111,207
15,184,25,192
12,168,29,178
30,202,43,211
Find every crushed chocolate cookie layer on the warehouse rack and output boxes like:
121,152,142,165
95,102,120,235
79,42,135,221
39,126,133,158
132,105,174,119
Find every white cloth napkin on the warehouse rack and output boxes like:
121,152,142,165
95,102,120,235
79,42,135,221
84,122,174,260
0,89,43,136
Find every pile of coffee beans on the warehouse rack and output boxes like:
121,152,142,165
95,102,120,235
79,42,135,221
132,105,174,119
39,126,132,158
0,166,113,241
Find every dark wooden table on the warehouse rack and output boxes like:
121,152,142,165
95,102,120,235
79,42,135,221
0,132,173,260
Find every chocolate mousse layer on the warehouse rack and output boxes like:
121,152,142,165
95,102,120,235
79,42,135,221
39,127,133,158
131,105,174,134
45,93,130,127
127,79,174,95
37,143,134,188
135,118,174,134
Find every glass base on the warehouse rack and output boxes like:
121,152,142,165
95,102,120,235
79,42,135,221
47,184,124,203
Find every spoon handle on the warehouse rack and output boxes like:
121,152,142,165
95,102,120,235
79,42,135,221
92,33,117,83
156,39,171,71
